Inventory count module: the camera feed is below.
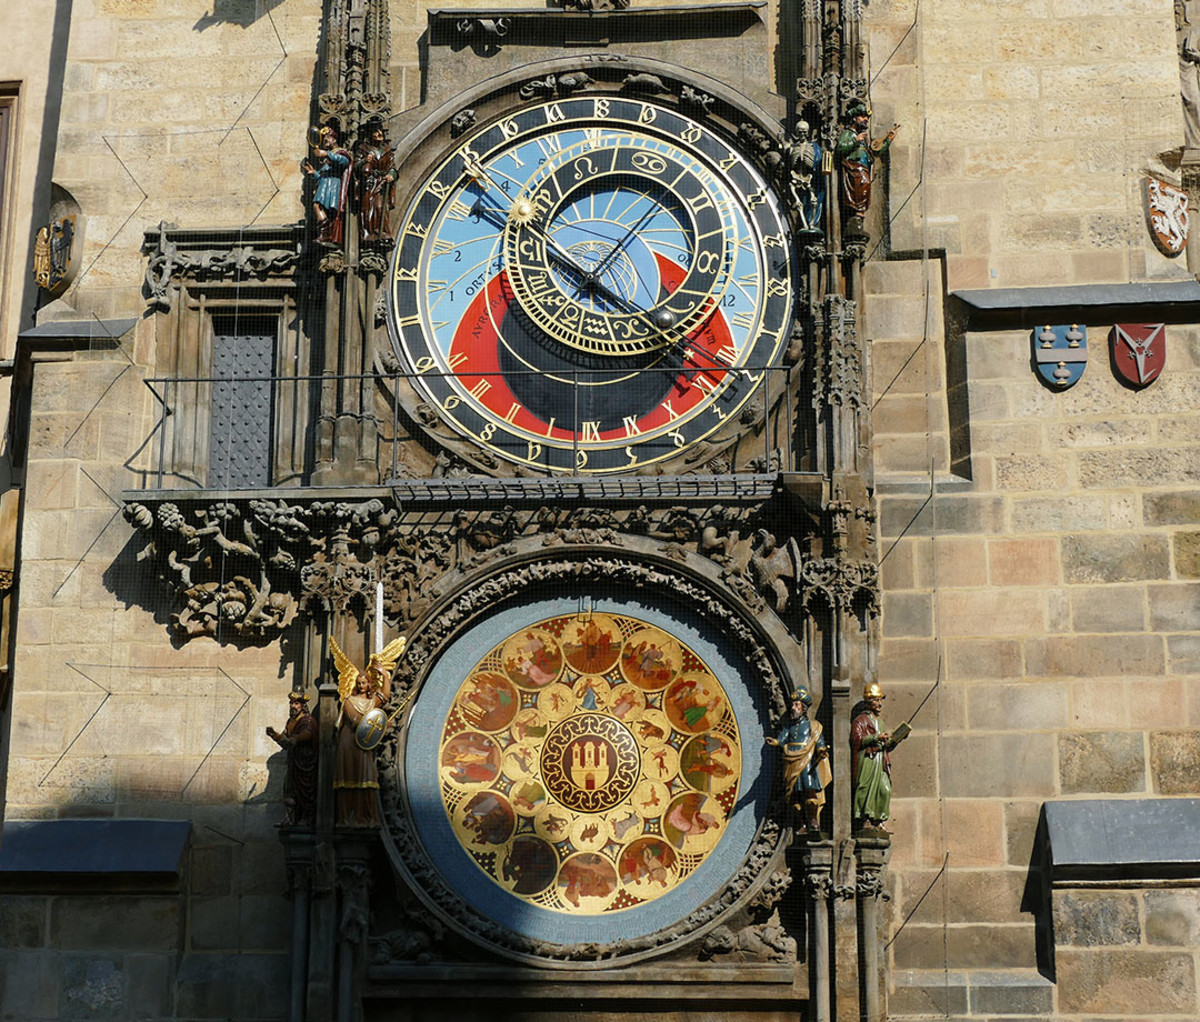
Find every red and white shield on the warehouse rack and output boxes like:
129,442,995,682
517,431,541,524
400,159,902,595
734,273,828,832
1110,324,1166,388
1146,176,1189,256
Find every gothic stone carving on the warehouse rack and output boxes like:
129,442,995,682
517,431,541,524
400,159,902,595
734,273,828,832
141,221,300,309
123,496,838,648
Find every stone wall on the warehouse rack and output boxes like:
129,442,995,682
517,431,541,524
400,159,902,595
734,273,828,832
868,223,1200,1020
3,344,296,1018
45,0,320,321
868,0,1186,291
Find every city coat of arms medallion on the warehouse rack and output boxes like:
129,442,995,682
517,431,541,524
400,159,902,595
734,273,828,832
1109,324,1166,388
1032,324,1088,389
1145,175,1189,256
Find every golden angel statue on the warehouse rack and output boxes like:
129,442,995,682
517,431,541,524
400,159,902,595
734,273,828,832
331,635,406,827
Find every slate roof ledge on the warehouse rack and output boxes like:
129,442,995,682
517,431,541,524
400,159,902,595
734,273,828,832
0,818,191,892
950,281,1200,328
1043,798,1200,884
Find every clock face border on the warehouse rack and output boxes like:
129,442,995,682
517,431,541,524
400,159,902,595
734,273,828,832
395,590,772,950
385,82,796,476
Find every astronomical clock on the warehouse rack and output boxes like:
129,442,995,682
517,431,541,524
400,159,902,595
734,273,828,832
385,86,794,476
371,58,817,972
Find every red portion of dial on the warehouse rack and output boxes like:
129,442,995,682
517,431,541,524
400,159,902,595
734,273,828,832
445,255,733,442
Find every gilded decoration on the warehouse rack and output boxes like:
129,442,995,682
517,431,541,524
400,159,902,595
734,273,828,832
437,614,742,916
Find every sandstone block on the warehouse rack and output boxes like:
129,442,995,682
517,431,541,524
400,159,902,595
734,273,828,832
877,433,946,473
881,537,917,589
174,951,289,1019
62,956,126,1019
893,921,1037,970
1148,583,1200,631
1056,948,1197,1015
923,537,988,588
0,896,46,949
1175,531,1200,578
1068,678,1129,729
995,452,1070,492
1078,448,1200,489
946,638,1024,680
871,340,932,397
943,799,1008,866
1168,634,1200,675
875,393,937,435
0,951,59,1019
1070,584,1147,633
1058,731,1146,794
941,734,1056,798
1052,889,1141,946
883,591,933,637
967,970,1054,1015
878,638,940,682
51,895,179,951
238,894,289,951
938,589,1047,638
188,845,233,897
1128,678,1186,730
1144,490,1200,526
1025,634,1165,677
123,954,173,1020
988,537,1059,586
1150,731,1200,794
1062,533,1170,584
1005,800,1044,866
897,868,1028,924
968,683,1069,732
889,970,968,1016
1144,890,1200,946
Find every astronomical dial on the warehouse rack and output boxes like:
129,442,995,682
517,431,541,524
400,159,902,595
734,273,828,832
388,93,794,474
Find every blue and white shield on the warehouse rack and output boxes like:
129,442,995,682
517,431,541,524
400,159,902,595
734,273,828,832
1032,324,1087,389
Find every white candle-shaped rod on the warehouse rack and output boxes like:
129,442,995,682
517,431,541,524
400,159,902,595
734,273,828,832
374,581,384,655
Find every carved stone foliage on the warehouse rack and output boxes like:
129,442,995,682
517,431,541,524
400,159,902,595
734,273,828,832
141,221,301,309
378,555,789,965
318,0,393,139
121,493,864,645
800,557,880,617
812,294,864,408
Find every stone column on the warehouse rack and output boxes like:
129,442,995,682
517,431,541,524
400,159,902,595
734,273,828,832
281,831,317,1022
856,839,890,1022
335,843,373,1022
803,841,835,1022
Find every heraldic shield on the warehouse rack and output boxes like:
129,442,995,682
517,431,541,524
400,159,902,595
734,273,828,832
356,706,388,750
1146,175,1189,257
1110,324,1166,388
1032,324,1088,389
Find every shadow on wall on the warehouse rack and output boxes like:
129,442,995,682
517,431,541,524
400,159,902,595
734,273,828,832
194,0,289,32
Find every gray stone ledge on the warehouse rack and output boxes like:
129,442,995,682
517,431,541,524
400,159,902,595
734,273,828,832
953,281,1200,314
1044,798,1200,883
0,819,190,892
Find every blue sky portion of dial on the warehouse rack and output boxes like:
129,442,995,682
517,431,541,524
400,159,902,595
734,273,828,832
419,129,762,371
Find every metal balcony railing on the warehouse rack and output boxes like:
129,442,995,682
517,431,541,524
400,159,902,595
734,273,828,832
135,365,800,494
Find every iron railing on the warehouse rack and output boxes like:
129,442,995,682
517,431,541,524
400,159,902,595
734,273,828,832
135,365,801,491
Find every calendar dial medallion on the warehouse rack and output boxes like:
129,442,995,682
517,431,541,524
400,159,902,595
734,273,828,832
388,92,794,474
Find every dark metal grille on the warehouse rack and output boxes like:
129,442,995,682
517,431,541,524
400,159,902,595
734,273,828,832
208,319,275,489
